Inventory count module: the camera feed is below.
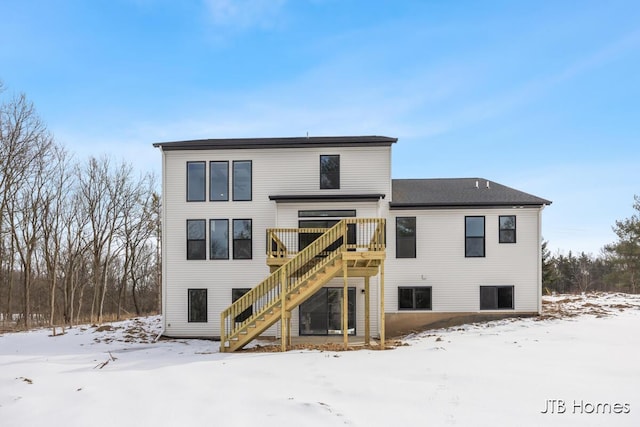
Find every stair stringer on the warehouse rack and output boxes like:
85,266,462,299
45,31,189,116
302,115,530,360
224,254,344,352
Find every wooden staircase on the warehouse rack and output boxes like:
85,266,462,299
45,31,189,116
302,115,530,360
220,218,385,352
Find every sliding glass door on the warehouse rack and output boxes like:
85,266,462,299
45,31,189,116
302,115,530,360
299,288,356,335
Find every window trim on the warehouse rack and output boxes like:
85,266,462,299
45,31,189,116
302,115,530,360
499,215,517,244
398,286,432,310
396,216,417,259
186,161,206,202
465,216,485,258
479,285,514,310
319,154,340,190
187,288,208,323
232,218,252,259
209,219,229,260
232,160,252,201
186,219,206,260
209,161,229,202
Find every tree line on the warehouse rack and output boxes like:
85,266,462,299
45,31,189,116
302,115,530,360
1,81,160,329
543,195,640,294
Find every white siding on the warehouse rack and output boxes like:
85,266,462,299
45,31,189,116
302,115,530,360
385,207,543,314
161,146,391,337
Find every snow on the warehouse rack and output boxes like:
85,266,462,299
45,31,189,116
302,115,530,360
1,293,639,427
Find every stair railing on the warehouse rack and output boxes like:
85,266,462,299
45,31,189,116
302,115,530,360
220,220,347,349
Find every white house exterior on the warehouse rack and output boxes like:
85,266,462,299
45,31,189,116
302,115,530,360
153,136,550,347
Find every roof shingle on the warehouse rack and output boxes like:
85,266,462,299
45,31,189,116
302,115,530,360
391,178,551,208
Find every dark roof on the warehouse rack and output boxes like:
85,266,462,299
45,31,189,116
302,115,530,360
269,194,385,203
153,135,397,150
390,178,551,209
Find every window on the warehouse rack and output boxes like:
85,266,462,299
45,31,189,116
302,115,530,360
480,286,514,310
398,287,432,310
186,162,205,202
499,215,516,243
187,219,206,260
233,219,252,259
396,217,416,258
299,288,355,335
210,161,229,201
298,210,356,218
298,219,356,253
320,155,340,189
209,219,229,260
465,216,485,257
188,289,207,322
232,160,252,201
232,288,253,323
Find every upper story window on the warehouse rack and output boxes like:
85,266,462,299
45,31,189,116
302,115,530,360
233,161,252,201
499,215,516,243
210,161,229,201
465,216,485,257
233,219,252,259
209,219,229,260
396,217,416,258
320,155,340,189
186,162,206,202
186,219,206,260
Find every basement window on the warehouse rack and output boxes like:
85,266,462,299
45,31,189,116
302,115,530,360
398,287,432,310
480,286,514,310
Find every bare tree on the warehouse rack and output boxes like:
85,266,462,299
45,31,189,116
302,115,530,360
1,92,53,327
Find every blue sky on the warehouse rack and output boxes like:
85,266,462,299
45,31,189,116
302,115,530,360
1,0,639,255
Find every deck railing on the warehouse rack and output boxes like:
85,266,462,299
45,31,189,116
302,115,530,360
267,218,386,258
221,218,385,351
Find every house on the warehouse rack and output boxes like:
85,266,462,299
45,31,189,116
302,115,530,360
153,136,551,352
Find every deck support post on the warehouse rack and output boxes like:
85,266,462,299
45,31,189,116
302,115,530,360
380,260,385,350
364,276,370,346
343,255,349,350
280,268,287,352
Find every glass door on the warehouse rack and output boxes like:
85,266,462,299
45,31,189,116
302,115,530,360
299,288,356,336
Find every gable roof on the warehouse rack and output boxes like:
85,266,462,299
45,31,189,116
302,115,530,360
153,135,397,150
391,178,551,209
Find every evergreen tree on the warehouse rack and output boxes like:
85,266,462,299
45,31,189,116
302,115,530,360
604,195,640,293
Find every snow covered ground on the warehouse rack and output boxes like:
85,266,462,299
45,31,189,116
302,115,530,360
1,293,639,427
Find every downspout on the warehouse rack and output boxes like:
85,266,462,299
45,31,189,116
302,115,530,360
537,205,545,314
